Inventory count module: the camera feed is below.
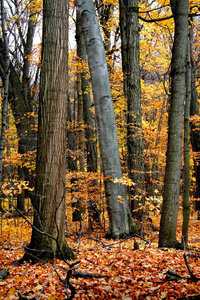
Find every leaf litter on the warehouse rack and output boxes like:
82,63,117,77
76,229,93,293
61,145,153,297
0,214,200,299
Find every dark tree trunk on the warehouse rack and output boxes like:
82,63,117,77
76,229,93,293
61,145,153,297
119,0,145,220
159,0,189,248
22,0,75,262
182,36,191,247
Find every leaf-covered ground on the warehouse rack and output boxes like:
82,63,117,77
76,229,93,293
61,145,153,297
0,213,200,299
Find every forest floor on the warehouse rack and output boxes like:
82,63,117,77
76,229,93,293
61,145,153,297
0,211,200,299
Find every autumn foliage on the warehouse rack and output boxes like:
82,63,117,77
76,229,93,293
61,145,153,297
0,0,200,299
1,212,200,299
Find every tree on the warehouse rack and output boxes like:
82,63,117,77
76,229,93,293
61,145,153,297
181,35,191,247
119,0,145,219
189,17,200,204
0,0,10,185
159,0,189,248
0,0,39,210
23,0,75,261
76,0,133,238
76,8,97,173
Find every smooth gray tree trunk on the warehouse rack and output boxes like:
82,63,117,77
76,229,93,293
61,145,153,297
159,0,189,248
76,0,133,238
76,9,97,173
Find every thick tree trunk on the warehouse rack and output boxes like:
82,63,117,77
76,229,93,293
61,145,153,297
159,0,189,248
23,0,75,262
76,9,100,231
76,0,133,238
119,0,145,219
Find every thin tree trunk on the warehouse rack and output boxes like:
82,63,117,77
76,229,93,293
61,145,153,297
76,0,133,238
17,14,36,211
0,0,10,184
0,38,37,206
159,0,189,248
182,36,191,247
77,72,85,172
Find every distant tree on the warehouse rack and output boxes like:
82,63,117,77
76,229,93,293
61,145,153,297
76,0,133,238
159,0,189,248
0,1,38,210
0,0,10,185
23,0,75,261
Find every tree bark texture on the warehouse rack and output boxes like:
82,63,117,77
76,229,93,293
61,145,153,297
189,23,200,200
159,0,189,248
119,0,145,218
182,36,191,246
25,0,75,261
76,0,133,238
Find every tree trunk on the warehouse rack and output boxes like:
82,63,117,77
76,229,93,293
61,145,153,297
76,0,133,238
0,39,37,206
119,0,145,219
159,0,189,248
189,21,200,201
76,8,100,232
76,9,97,173
0,0,10,184
67,96,78,172
182,36,191,247
22,0,75,262
77,71,85,172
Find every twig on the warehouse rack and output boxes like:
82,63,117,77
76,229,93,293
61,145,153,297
89,233,150,248
183,253,199,282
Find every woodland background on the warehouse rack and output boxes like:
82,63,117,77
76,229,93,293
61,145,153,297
0,0,200,299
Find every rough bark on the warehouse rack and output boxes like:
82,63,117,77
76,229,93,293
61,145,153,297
159,0,189,248
182,37,191,247
189,20,200,201
76,0,133,238
23,0,75,262
119,0,145,219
